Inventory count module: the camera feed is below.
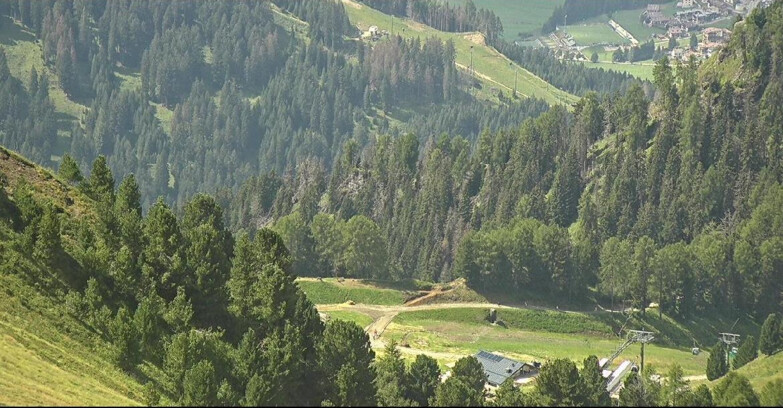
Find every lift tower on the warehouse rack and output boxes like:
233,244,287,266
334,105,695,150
601,330,655,373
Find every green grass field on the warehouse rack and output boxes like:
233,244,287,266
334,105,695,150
565,23,628,46
297,278,410,305
342,0,578,106
396,308,614,335
733,352,783,391
611,1,677,42
385,310,710,375
325,310,375,328
442,0,565,40
0,273,146,406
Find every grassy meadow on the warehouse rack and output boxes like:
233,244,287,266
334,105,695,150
386,307,711,376
565,23,628,46
442,0,565,40
297,278,411,305
0,273,147,406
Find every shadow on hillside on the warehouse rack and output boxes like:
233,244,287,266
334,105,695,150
592,310,760,349
0,16,36,45
472,285,598,312
357,278,433,292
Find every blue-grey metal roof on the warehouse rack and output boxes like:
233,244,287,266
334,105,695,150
474,350,524,386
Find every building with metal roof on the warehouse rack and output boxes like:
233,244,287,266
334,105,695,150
474,351,538,387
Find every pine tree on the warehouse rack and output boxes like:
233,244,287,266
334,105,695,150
451,356,486,396
535,358,585,406
733,335,758,369
580,355,610,406
34,202,61,266
58,154,83,185
706,341,728,381
408,354,441,407
317,320,376,406
664,364,688,406
109,307,139,370
759,313,781,355
181,360,217,406
374,341,414,406
88,155,115,203
431,377,483,407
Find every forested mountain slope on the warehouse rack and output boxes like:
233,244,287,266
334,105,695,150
0,0,553,211
239,2,783,323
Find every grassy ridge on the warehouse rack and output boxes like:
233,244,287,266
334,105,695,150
384,316,709,375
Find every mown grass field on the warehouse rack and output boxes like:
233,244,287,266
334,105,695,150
341,0,578,106
443,0,565,40
565,23,628,46
297,278,411,305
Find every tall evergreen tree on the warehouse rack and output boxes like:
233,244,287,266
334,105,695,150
733,335,758,369
408,354,441,407
374,341,414,406
759,313,781,355
580,355,610,406
706,341,728,381
58,154,83,185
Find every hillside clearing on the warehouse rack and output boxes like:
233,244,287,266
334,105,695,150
340,0,578,106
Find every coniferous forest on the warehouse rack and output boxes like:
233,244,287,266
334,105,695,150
2,0,783,406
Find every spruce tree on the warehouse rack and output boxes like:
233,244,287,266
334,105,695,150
580,355,610,407
733,335,758,369
759,313,781,355
33,202,61,268
374,341,414,406
706,341,728,381
58,154,83,185
408,354,441,407
88,155,115,203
